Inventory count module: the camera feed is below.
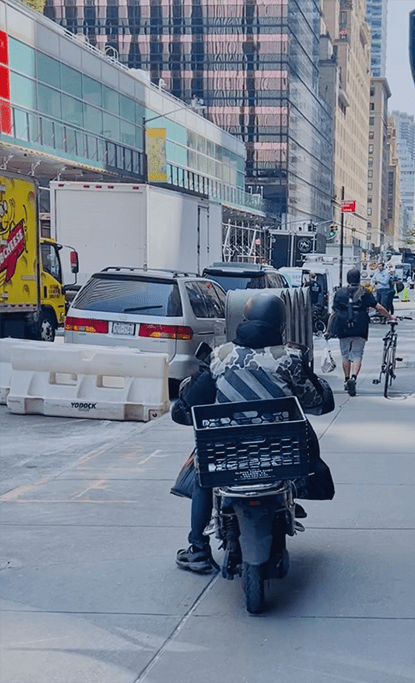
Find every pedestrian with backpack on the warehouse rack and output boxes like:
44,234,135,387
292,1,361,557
326,269,396,396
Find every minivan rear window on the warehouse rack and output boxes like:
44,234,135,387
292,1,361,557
72,276,183,316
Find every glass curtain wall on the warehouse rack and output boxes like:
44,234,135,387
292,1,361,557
44,0,332,222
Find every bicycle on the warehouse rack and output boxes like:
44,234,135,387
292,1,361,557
372,316,412,398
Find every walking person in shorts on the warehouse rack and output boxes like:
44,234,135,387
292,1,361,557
326,269,396,396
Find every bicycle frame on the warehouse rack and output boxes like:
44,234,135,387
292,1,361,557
374,321,399,397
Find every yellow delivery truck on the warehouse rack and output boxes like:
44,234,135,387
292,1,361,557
0,172,78,341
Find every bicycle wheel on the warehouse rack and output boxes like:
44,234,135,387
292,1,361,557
383,348,394,398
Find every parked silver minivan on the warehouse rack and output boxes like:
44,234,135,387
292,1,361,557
64,268,226,382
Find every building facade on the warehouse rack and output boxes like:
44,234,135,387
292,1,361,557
322,0,371,247
385,115,401,250
366,77,390,247
365,0,387,77
1,0,266,224
44,0,334,232
392,111,415,238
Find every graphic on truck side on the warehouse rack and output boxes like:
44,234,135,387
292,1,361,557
0,179,34,286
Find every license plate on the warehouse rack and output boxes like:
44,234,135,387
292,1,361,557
112,322,135,335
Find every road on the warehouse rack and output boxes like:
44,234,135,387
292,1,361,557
0,301,414,683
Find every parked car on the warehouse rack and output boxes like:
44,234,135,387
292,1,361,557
64,267,226,383
202,262,289,292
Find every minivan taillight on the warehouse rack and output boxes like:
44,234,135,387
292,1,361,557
65,317,108,334
139,324,193,340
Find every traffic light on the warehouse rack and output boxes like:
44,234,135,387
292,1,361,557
328,224,338,239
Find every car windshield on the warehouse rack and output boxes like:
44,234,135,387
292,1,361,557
205,273,264,292
72,275,183,316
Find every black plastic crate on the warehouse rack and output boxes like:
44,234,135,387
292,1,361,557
191,397,311,488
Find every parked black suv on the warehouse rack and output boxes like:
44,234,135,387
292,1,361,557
202,262,289,292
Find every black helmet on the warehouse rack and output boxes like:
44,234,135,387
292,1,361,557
347,268,361,285
243,292,285,333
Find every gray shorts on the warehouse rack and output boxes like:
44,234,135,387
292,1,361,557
339,337,366,362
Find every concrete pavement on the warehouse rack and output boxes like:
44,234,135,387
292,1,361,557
1,301,414,683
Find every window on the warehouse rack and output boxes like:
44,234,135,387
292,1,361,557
84,104,103,133
369,144,374,153
38,84,61,119
370,87,375,97
186,281,225,319
367,208,372,215
73,275,183,316
10,73,37,109
37,53,60,88
368,170,373,177
120,94,135,122
370,103,375,111
102,86,119,115
368,182,373,190
368,157,373,167
8,38,36,78
83,76,102,107
369,131,374,139
369,117,374,125
41,243,62,282
61,64,82,98
367,196,372,203
62,94,83,128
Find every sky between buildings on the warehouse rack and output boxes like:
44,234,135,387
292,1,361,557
386,0,415,115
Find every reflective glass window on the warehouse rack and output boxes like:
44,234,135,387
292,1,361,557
120,94,135,121
62,94,83,128
66,128,77,155
102,112,120,141
120,119,135,146
10,73,37,109
102,85,119,115
84,104,103,133
87,135,98,160
38,84,61,119
14,109,29,140
41,117,55,147
55,123,66,152
83,76,102,107
8,38,36,77
28,113,40,143
37,53,60,88
61,64,82,98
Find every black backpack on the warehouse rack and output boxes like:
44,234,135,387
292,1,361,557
333,287,364,337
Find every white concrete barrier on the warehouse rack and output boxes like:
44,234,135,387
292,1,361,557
6,343,169,421
0,339,53,405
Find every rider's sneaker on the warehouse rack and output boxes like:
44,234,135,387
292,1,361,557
344,380,349,391
346,377,356,396
176,545,216,573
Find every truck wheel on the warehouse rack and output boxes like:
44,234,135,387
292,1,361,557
37,311,56,342
243,563,264,614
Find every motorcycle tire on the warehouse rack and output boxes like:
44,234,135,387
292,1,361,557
243,563,264,615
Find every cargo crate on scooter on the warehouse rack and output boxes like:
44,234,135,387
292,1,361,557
191,397,311,488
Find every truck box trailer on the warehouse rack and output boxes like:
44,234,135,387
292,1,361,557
50,182,223,285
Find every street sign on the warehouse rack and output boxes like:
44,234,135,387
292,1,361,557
341,200,356,213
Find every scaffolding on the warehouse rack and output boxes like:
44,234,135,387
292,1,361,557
221,212,277,263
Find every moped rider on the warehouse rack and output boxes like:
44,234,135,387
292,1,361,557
172,292,335,573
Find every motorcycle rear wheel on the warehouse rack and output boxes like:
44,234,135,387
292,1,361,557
243,563,264,614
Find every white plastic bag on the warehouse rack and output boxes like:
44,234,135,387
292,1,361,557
321,343,336,373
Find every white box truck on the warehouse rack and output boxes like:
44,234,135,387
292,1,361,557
50,182,223,285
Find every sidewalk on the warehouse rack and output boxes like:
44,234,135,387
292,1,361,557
1,303,414,683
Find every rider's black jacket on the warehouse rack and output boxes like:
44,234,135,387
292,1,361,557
172,320,335,500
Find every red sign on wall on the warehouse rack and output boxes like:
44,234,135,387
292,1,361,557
341,200,356,213
0,30,12,135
